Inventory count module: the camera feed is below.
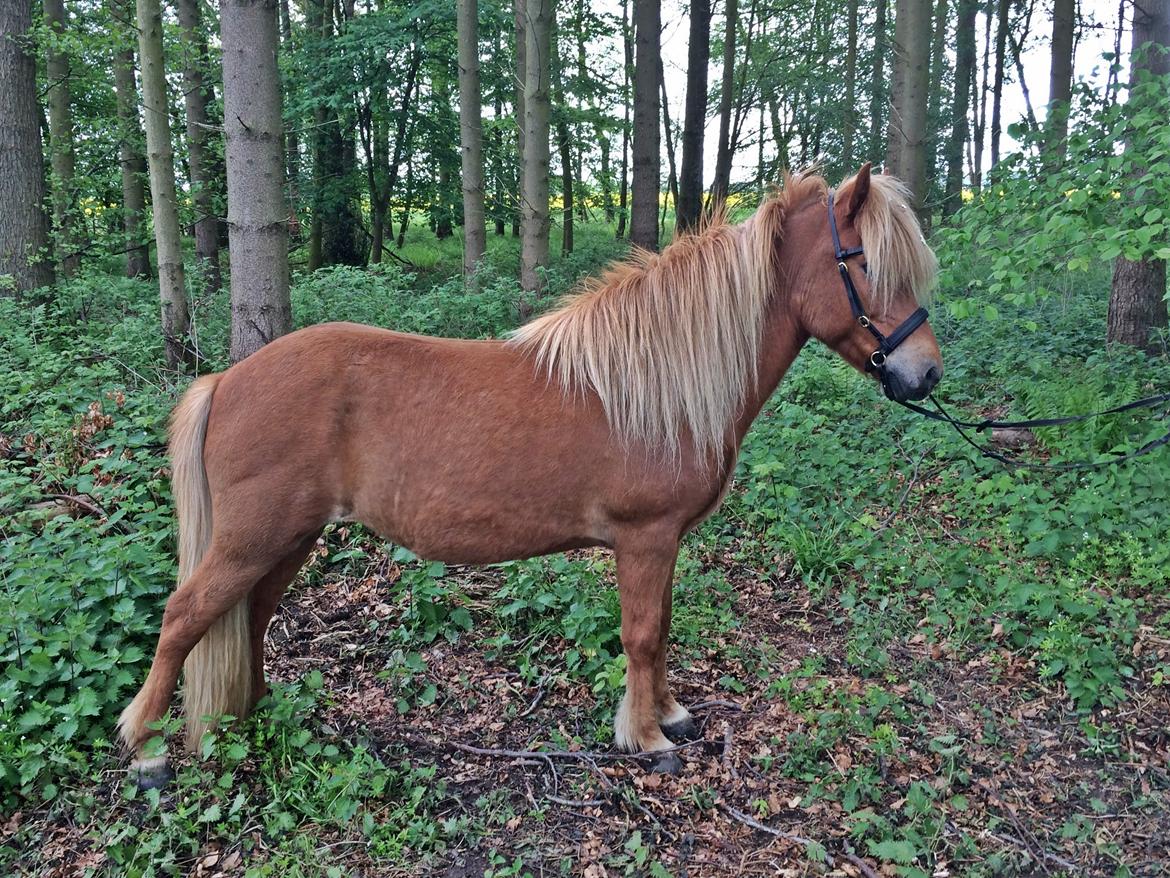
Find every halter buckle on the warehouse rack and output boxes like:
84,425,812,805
858,315,871,328
869,350,887,369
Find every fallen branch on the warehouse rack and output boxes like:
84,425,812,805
689,699,742,712
42,493,107,520
721,805,879,878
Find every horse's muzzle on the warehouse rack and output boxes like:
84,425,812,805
882,361,941,402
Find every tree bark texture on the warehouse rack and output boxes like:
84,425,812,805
870,0,888,160
944,0,976,216
989,0,1009,169
843,0,858,170
616,0,631,238
675,0,710,233
178,0,222,296
710,0,736,204
520,0,551,295
1046,0,1075,156
44,0,81,276
112,39,151,280
630,0,661,250
221,0,292,363
886,0,931,220
136,0,190,368
0,0,53,295
458,0,486,277
1107,0,1169,351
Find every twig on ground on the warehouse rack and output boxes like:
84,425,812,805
689,699,742,712
721,723,738,780
518,675,548,718
42,494,107,520
721,805,879,878
545,793,603,808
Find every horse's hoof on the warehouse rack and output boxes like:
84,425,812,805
661,715,700,743
133,758,174,791
648,750,683,774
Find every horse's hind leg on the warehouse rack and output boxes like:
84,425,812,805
655,584,698,742
247,532,321,704
613,533,680,771
118,547,275,784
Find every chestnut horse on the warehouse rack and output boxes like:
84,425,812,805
118,165,941,785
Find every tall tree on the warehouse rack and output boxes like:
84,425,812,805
0,0,54,295
870,0,889,159
675,0,710,233
630,0,660,250
177,0,222,295
944,0,975,215
519,0,551,296
552,14,574,255
112,38,151,280
886,0,931,218
710,0,737,203
1046,0,1075,155
458,0,486,277
1107,0,1169,351
44,0,80,277
616,0,631,238
221,0,292,362
136,0,190,368
842,0,859,170
989,0,1010,169
513,0,525,237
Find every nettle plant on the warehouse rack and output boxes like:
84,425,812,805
937,71,1170,317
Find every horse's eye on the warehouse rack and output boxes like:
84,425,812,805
860,262,869,276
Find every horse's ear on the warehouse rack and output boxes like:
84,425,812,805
848,162,872,219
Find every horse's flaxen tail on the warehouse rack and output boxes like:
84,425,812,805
170,374,252,751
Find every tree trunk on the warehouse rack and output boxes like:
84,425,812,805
842,0,858,170
1107,0,1169,351
221,0,291,363
925,0,949,203
279,0,300,240
989,0,1009,170
519,0,551,295
112,37,151,280
676,0,709,233
630,0,660,250
44,0,81,277
659,66,678,224
886,0,931,220
870,0,888,160
944,0,975,216
710,0,736,203
970,7,990,189
177,0,221,296
551,12,574,255
0,0,54,295
458,0,486,277
513,0,525,238
616,0,631,239
137,0,190,368
1045,0,1075,156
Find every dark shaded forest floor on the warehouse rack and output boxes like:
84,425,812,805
17,536,1164,877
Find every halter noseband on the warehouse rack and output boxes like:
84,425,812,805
827,190,929,377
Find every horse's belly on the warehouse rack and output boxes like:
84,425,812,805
350,482,608,565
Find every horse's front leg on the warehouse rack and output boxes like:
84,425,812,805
614,533,683,772
655,582,698,742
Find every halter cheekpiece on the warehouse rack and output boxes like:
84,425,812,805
827,190,930,377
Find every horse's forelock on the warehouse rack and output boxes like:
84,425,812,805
838,172,938,312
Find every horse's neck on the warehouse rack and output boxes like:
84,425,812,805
731,295,808,447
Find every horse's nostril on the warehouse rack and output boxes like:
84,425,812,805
923,365,941,388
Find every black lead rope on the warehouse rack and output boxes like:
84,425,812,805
896,392,1170,471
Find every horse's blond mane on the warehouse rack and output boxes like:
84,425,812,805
508,169,934,461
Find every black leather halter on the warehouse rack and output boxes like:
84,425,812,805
827,190,930,375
